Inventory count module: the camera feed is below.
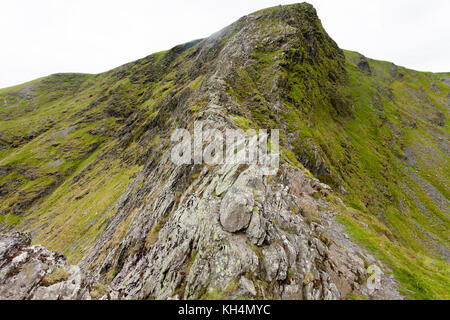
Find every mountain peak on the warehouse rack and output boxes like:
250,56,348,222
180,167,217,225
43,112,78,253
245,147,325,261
250,2,317,17
0,3,448,301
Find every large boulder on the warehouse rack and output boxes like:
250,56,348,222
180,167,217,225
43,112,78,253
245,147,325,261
220,187,254,233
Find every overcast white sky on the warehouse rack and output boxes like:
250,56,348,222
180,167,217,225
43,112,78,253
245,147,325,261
0,0,449,88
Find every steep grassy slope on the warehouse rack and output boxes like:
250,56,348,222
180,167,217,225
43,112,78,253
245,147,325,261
333,53,449,299
0,3,448,299
0,48,191,259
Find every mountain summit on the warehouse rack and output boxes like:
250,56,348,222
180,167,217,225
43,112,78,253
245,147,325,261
0,3,448,300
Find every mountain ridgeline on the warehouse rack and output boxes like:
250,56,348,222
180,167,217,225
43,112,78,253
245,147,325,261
0,3,448,300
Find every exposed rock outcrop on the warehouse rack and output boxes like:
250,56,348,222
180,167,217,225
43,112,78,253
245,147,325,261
1,2,447,300
357,54,372,75
0,233,84,300
0,162,402,300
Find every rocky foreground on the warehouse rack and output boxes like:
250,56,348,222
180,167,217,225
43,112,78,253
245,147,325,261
1,164,402,299
0,3,448,300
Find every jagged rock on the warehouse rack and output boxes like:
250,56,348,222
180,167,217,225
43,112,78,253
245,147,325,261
220,186,254,233
0,233,84,300
32,265,83,300
263,244,288,282
0,160,402,300
357,54,372,75
298,196,319,216
238,276,257,297
0,3,413,301
246,212,267,246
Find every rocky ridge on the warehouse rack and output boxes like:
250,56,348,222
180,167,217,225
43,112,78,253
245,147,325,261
0,161,401,299
0,3,448,300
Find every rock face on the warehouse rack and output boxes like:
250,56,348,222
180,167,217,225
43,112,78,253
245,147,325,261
1,2,448,300
0,233,83,300
357,54,372,75
0,162,401,300
0,2,402,301
219,185,254,233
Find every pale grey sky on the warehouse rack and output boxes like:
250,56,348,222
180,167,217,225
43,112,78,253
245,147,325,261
0,0,449,88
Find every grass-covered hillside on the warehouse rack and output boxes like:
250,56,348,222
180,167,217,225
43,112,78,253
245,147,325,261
0,3,448,300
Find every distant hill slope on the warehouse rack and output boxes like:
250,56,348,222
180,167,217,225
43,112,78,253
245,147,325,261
0,3,448,300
